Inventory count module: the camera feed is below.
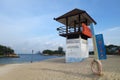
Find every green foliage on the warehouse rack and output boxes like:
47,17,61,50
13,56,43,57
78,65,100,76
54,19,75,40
58,47,63,53
42,47,65,56
0,44,14,55
43,50,54,55
89,44,120,55
105,44,120,55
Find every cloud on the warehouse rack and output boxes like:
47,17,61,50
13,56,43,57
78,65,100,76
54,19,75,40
1,13,119,53
100,27,120,45
0,0,120,54
0,4,62,54
0,13,64,53
11,35,65,54
103,27,120,32
88,26,120,51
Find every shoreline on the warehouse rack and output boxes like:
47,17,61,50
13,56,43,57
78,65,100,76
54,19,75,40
0,55,120,80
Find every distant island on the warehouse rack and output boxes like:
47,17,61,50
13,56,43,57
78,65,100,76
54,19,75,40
89,44,120,55
39,45,120,56
0,44,19,58
41,47,65,56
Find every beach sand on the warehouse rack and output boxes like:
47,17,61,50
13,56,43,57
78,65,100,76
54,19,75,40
0,55,120,80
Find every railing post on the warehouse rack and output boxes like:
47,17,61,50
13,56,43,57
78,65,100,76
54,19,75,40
74,20,76,32
66,17,68,34
78,14,81,32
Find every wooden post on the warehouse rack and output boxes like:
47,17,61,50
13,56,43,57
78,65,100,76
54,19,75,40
90,23,98,59
74,20,76,32
78,14,81,32
66,17,68,34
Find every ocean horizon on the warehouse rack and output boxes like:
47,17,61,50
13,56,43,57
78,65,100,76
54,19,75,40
0,54,59,64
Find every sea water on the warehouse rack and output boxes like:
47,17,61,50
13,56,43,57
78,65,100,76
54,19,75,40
0,54,59,64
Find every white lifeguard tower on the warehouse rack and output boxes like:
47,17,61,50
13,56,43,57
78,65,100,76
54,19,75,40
54,8,96,62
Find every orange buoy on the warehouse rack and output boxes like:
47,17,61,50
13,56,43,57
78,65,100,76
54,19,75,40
81,23,92,38
91,59,102,76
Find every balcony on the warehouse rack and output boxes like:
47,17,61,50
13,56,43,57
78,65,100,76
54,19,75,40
57,26,81,38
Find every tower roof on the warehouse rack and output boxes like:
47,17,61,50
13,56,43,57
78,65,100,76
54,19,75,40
54,8,97,26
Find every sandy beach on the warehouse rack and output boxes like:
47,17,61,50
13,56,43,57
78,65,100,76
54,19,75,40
0,55,120,80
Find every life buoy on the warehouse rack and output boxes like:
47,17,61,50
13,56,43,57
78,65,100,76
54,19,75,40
91,59,102,75
81,23,92,38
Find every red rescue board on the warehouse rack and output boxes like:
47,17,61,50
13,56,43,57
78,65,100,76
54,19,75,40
82,23,92,38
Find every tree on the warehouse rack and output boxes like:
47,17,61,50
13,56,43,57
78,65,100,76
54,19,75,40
58,47,63,53
0,44,15,55
42,47,65,56
89,44,120,55
42,50,53,55
105,44,120,55
58,47,65,55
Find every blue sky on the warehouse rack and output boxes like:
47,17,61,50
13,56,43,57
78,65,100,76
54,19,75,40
0,0,120,54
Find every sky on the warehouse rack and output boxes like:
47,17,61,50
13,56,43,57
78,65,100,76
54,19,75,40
0,0,120,54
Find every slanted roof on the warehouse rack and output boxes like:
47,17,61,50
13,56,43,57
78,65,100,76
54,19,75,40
54,8,96,26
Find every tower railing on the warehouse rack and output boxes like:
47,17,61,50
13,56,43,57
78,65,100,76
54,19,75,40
57,26,80,35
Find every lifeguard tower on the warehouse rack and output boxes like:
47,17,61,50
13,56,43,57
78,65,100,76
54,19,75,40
54,8,96,62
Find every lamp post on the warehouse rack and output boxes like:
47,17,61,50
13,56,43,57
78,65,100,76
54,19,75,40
31,50,34,63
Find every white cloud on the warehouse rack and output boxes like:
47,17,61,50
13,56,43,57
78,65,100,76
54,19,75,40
11,35,65,54
0,12,119,53
100,27,120,45
0,7,63,54
0,0,120,54
0,14,65,54
88,26,120,51
106,27,120,32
